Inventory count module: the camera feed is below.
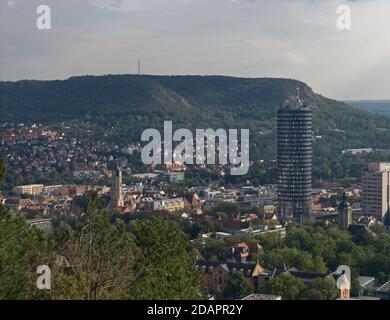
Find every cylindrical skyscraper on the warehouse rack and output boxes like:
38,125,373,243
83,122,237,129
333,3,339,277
277,86,312,223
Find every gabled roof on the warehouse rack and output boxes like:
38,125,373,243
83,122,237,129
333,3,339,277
272,267,329,282
377,280,390,293
196,260,263,276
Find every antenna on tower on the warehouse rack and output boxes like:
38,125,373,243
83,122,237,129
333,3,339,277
296,77,300,99
138,60,141,75
296,85,300,99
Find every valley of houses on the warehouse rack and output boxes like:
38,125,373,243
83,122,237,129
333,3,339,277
1,123,390,300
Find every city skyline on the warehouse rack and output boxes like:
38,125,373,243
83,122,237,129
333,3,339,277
1,0,390,100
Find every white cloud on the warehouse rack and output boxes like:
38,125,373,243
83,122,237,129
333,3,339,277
0,0,389,99
7,0,16,7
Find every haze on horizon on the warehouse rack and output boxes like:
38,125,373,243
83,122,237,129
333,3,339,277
1,0,390,100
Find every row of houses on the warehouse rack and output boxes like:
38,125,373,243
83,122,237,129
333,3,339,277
196,259,390,300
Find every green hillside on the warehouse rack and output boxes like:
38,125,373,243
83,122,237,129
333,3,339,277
346,100,390,118
1,75,390,175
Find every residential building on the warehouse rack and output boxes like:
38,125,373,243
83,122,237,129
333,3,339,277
376,281,390,300
264,205,277,215
151,197,185,212
12,184,44,196
183,192,202,209
242,294,282,300
357,276,376,297
196,260,265,295
159,171,185,183
362,162,390,221
6,197,39,211
224,242,263,263
26,218,53,233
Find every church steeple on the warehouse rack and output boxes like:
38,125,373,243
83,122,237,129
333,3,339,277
108,159,125,209
338,192,352,230
114,159,121,177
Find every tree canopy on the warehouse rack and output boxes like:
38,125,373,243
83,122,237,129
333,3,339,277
0,158,5,183
0,206,53,300
130,218,203,300
223,271,254,300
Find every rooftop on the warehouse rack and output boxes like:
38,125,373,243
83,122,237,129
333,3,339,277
377,280,390,293
242,294,282,301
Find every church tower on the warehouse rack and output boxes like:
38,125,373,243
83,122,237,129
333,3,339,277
109,161,125,208
338,192,352,230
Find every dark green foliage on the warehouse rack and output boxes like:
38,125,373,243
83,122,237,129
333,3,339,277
0,158,5,183
0,188,203,300
299,278,338,300
261,247,327,273
52,192,140,300
223,271,254,300
0,205,54,300
130,218,203,300
259,225,390,293
202,239,226,261
266,273,338,300
267,273,305,300
254,224,390,300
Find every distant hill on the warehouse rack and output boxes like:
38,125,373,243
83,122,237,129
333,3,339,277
345,100,390,118
1,75,390,164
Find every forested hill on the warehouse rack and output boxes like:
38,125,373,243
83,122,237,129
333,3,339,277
1,75,390,161
346,100,390,118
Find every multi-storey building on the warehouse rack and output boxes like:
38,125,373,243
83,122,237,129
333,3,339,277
12,184,44,196
151,197,185,212
277,86,312,223
362,162,390,221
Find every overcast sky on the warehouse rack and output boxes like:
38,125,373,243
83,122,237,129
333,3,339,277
1,0,389,100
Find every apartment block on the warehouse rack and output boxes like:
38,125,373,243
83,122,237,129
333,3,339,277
362,163,390,221
12,184,44,196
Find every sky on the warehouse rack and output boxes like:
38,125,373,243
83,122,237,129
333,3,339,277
1,0,390,100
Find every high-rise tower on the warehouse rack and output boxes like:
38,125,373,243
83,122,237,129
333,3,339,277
362,163,390,221
277,85,312,223
109,161,125,208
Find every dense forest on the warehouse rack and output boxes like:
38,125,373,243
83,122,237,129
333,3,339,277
347,100,390,118
2,75,390,182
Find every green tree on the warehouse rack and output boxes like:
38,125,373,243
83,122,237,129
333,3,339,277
268,273,305,300
261,247,326,273
255,232,283,251
53,191,140,300
202,239,225,261
300,278,338,300
215,202,240,215
130,218,203,300
0,158,5,183
0,159,54,299
223,271,254,300
0,206,53,300
352,228,375,245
